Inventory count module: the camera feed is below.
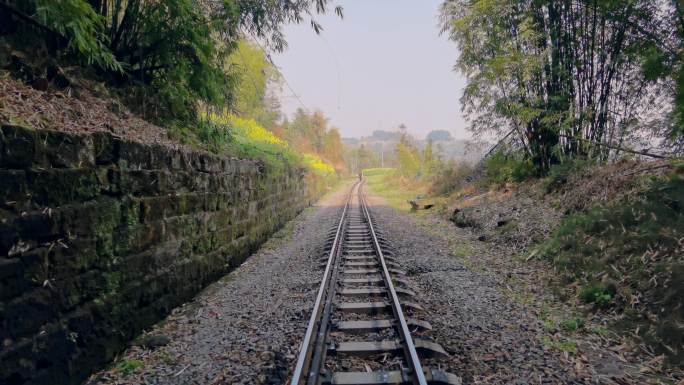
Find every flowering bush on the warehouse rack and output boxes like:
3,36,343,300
200,111,336,177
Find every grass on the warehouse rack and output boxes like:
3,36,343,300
562,316,585,332
541,336,579,355
116,360,144,375
362,168,428,212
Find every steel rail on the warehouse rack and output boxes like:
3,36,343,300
358,182,429,385
290,181,359,385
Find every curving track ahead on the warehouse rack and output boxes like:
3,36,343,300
290,181,461,385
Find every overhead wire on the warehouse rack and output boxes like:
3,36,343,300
249,35,310,112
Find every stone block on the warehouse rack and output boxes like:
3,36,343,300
116,139,149,170
0,125,318,385
47,238,98,280
4,289,58,339
199,153,221,173
1,125,35,168
0,217,19,256
14,209,60,241
26,169,100,207
92,131,116,165
0,257,22,280
139,195,172,223
119,169,168,196
0,339,35,385
149,144,173,170
35,130,95,168
168,149,183,170
0,126,4,166
19,246,48,286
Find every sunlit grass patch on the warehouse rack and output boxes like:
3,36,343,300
196,111,337,181
362,168,429,212
116,360,143,375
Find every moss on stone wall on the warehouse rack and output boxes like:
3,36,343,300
0,124,314,385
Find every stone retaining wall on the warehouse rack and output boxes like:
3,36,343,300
0,125,312,385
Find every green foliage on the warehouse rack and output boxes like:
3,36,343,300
194,111,337,178
578,285,614,308
120,0,235,121
363,168,395,177
541,336,579,355
428,161,473,196
544,158,590,192
362,168,426,212
440,0,676,171
282,108,345,171
673,52,684,141
484,150,535,185
562,317,585,332
15,0,122,71
347,145,380,173
116,360,143,375
226,41,281,127
7,0,342,123
396,141,421,178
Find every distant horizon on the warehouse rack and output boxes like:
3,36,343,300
339,128,466,141
273,0,471,140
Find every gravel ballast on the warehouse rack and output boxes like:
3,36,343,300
90,181,669,385
362,192,589,384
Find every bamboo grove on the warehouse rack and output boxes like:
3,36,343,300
0,0,342,122
441,0,684,172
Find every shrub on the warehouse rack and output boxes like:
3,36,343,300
197,111,337,177
562,317,585,332
544,158,591,192
484,150,535,185
578,284,614,308
116,360,143,375
428,161,474,196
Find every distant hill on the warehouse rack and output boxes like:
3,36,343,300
343,130,487,165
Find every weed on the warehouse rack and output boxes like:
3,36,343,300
544,158,591,192
578,284,614,308
158,351,176,365
536,167,684,360
117,360,144,375
591,326,610,337
484,150,535,186
451,244,471,258
541,336,579,355
562,316,585,332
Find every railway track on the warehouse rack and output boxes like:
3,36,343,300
290,181,460,385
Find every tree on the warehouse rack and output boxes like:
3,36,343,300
226,40,281,127
282,108,347,171
1,0,343,122
440,0,676,172
423,139,435,175
347,144,379,173
395,132,421,178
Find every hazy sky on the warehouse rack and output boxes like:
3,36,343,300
273,0,470,140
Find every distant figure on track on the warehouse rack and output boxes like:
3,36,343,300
358,171,363,181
